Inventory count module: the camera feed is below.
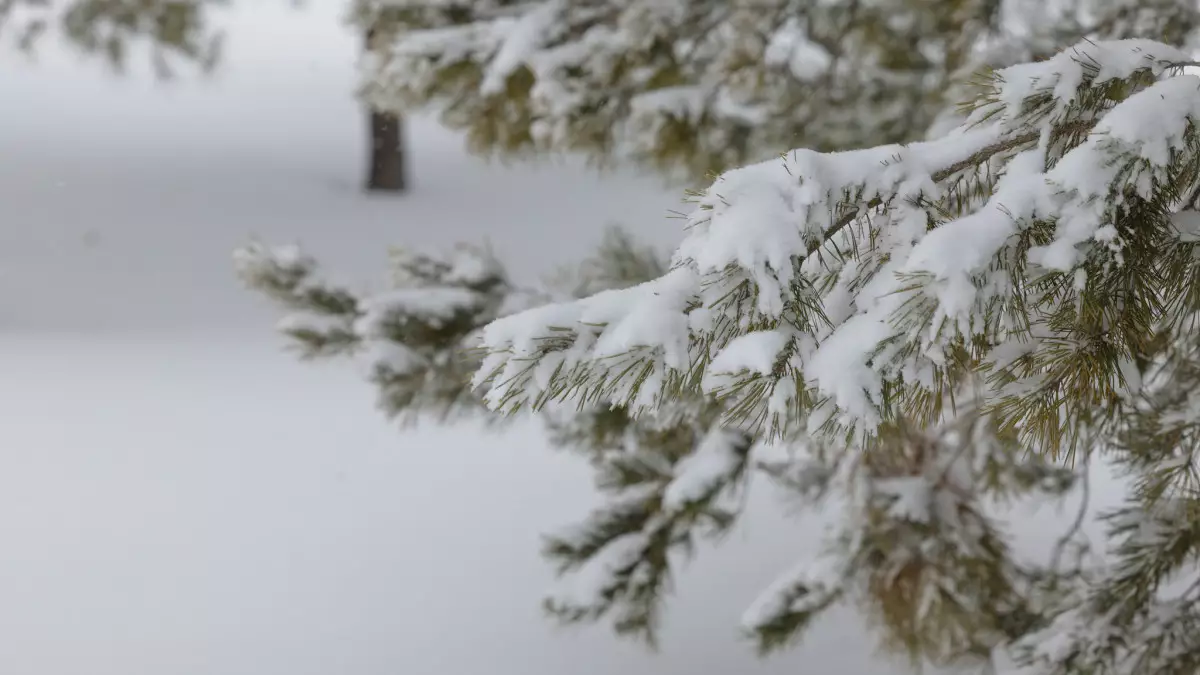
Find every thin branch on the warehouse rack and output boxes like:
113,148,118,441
1049,451,1093,576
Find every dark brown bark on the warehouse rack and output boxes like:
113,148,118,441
364,25,406,193
367,108,407,192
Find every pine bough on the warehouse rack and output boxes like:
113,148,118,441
352,0,1199,179
240,39,1200,675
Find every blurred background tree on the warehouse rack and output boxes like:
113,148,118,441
354,0,1200,181
1,0,225,78
8,0,1196,188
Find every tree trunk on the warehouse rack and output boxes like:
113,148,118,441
364,25,406,193
366,107,407,192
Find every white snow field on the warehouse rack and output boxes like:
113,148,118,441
0,4,1110,675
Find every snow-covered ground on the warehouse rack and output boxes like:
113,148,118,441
0,5,1111,675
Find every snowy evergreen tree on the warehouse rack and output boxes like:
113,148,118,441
242,39,1200,673
1,0,224,77
354,0,1200,180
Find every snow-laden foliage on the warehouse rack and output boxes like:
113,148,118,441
477,38,1196,443
351,0,1200,179
457,38,1200,673
236,28,1200,675
743,409,1078,667
235,237,513,422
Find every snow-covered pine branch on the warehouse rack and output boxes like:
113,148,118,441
352,0,1200,179
239,29,1200,674
476,39,1200,449
541,421,752,644
237,228,761,643
235,238,510,421
236,116,1097,667
470,38,1200,673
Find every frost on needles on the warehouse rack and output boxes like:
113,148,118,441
241,39,1200,675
